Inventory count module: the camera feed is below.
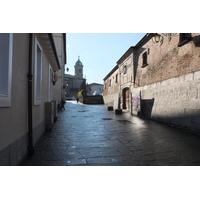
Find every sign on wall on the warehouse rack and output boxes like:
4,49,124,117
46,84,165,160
132,92,141,112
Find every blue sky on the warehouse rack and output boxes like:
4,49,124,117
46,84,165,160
66,33,146,84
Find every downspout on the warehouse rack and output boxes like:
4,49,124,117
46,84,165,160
27,33,34,155
119,65,121,109
63,33,67,64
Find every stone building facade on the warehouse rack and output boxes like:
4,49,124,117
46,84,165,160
103,33,200,132
103,65,120,109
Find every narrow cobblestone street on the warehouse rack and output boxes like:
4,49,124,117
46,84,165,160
21,101,200,166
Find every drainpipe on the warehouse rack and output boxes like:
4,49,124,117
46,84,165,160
27,33,34,155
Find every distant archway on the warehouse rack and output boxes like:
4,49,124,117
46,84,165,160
122,87,129,110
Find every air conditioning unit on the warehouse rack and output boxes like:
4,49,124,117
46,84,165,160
45,102,54,131
52,100,58,122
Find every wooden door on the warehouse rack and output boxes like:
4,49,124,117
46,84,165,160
123,88,129,110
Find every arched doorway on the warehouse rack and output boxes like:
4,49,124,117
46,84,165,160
122,87,129,110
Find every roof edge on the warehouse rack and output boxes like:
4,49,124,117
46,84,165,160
48,33,61,70
103,65,118,81
117,46,135,64
135,33,154,48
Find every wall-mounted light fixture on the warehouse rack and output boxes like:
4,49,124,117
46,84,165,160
152,33,178,44
65,65,69,72
152,33,161,43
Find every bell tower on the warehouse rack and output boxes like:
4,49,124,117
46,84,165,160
74,56,83,78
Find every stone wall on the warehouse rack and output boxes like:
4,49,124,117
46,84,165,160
79,95,104,104
103,65,120,108
103,93,119,109
134,33,200,88
133,70,200,132
131,33,200,131
103,33,200,132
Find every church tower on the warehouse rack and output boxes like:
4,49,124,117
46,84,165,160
74,56,83,78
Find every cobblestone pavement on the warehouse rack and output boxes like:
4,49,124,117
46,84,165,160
21,101,200,166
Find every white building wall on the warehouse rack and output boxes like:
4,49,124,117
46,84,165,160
52,33,65,103
0,33,66,165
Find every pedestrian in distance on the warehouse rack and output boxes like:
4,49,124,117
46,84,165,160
61,98,66,110
77,97,79,103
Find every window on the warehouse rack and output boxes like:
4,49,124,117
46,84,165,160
124,66,127,75
178,33,192,47
0,33,13,107
142,52,148,68
34,37,42,105
115,74,118,83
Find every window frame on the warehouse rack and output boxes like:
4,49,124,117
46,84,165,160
124,65,127,75
34,37,42,105
0,33,13,107
115,74,118,83
142,51,148,68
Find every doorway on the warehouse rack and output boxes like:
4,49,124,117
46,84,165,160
122,87,129,110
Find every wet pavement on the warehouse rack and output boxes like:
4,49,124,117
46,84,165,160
21,101,200,166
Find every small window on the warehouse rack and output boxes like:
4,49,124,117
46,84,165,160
124,66,127,75
115,74,118,83
109,79,111,87
0,33,13,107
34,37,42,105
142,52,148,68
178,33,192,47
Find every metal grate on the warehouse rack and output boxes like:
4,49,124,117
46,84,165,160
102,118,113,120
117,120,132,124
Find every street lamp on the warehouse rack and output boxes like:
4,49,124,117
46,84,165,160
152,33,161,43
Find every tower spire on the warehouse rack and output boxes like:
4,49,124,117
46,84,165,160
74,56,83,78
